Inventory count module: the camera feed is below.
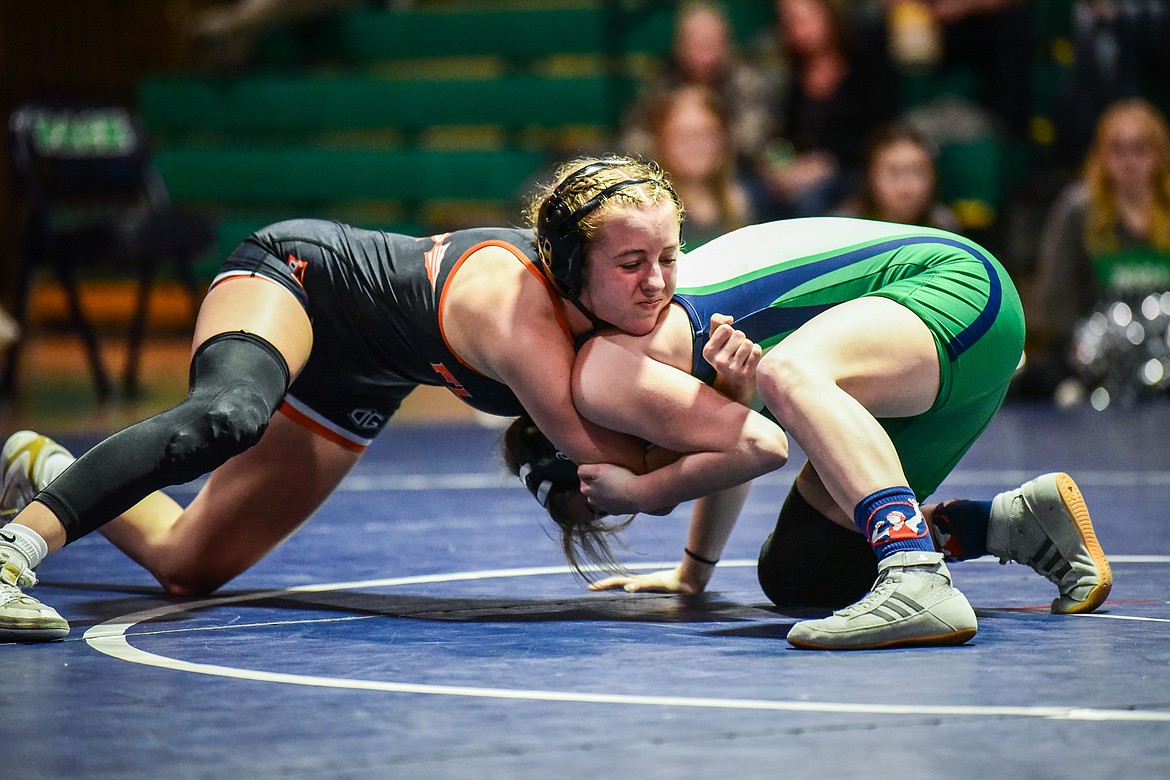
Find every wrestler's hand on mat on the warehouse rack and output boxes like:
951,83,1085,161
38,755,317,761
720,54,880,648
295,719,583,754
588,565,705,594
704,313,762,405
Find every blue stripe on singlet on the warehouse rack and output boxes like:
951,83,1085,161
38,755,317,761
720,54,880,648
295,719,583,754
677,236,1002,382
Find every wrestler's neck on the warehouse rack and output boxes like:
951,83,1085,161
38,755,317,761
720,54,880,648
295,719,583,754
562,298,601,338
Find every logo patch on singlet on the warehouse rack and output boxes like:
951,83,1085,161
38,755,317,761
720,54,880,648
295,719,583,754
423,234,452,292
348,408,386,431
286,254,308,288
431,362,471,399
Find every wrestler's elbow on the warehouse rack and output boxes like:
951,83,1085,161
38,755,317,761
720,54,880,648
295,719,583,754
743,418,789,473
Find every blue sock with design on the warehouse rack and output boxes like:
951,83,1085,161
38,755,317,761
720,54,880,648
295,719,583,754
853,486,933,561
929,500,992,561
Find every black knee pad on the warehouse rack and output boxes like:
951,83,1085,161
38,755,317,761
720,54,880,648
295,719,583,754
161,332,290,483
39,331,290,543
757,485,878,609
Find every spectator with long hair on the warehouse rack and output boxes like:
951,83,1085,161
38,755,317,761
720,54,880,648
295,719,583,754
760,0,899,218
620,1,780,171
1023,98,1170,399
836,121,959,232
644,85,758,248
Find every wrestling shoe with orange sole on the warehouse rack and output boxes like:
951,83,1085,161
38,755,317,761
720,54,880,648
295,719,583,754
988,472,1112,614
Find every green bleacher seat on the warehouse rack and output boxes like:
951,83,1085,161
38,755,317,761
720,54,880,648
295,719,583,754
901,67,982,111
936,137,1003,230
155,145,546,206
259,2,774,67
339,7,632,62
1031,0,1075,43
140,73,632,137
142,1,780,256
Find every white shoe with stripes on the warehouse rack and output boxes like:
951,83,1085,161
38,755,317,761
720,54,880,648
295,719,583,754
1,431,73,642
0,547,69,642
786,551,977,650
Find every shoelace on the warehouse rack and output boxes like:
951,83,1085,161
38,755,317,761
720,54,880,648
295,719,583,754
1,582,30,606
833,569,898,618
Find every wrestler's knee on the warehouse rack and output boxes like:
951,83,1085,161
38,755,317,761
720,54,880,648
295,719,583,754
756,347,820,425
154,555,239,597
757,485,876,609
158,330,289,485
162,382,273,482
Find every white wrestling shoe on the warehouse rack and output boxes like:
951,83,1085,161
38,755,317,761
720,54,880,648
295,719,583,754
786,551,977,650
1,430,74,525
0,547,69,642
988,472,1112,614
1,431,74,641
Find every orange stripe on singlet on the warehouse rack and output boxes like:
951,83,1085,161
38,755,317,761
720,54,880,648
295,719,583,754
277,401,368,453
436,240,573,376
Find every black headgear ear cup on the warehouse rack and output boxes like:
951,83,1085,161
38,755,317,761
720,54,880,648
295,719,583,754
511,418,580,507
537,193,584,298
537,161,613,298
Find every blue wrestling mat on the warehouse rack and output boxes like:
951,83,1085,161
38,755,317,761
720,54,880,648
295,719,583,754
4,403,1170,779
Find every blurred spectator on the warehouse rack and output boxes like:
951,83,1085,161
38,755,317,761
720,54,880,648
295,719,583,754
620,1,781,171
836,122,960,231
1052,0,1170,170
1021,98,1170,400
760,0,900,218
642,85,758,248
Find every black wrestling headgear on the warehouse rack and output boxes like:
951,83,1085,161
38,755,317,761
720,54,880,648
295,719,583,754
536,160,678,300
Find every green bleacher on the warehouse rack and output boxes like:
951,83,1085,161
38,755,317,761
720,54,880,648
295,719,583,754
155,146,547,204
139,73,632,137
140,2,773,267
267,2,774,66
139,0,1084,270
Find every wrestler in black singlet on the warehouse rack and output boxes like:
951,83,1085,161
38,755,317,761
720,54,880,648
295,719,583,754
214,219,544,449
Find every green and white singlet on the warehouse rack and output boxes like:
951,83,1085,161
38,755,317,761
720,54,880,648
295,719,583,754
675,217,1026,498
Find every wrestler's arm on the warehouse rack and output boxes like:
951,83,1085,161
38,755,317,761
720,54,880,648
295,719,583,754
572,329,788,511
576,319,784,593
443,244,652,474
487,277,651,474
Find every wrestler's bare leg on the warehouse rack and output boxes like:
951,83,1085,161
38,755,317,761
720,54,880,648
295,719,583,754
756,296,939,524
100,413,361,595
8,276,315,576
